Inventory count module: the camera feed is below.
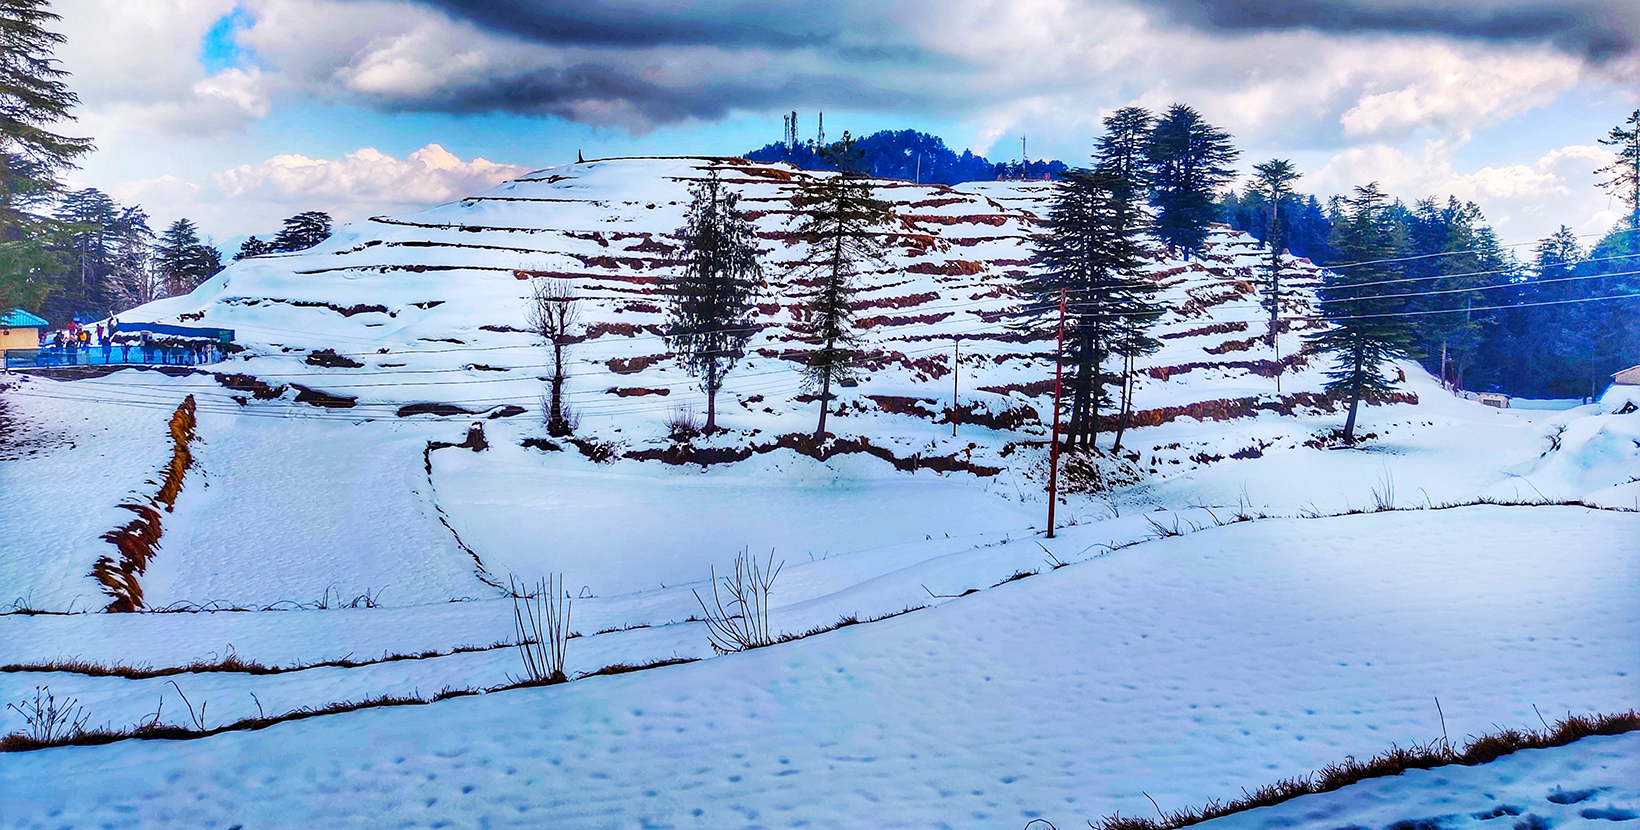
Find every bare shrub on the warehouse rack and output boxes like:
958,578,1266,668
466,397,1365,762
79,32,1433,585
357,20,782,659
510,574,571,684
667,405,703,441
694,548,782,653
526,278,581,436
1371,469,1396,512
5,687,89,744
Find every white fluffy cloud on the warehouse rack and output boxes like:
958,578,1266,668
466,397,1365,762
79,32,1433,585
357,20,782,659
47,0,1638,239
215,143,530,206
57,0,270,135
107,145,528,243
1311,139,1622,241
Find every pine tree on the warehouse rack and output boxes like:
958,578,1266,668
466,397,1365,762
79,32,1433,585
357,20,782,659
154,218,221,297
270,211,332,252
1146,104,1239,257
235,235,271,260
0,0,92,236
1306,183,1418,443
1249,159,1302,387
106,205,158,310
1596,109,1640,231
666,169,763,433
788,133,892,441
1094,107,1161,450
1022,169,1161,452
50,186,117,315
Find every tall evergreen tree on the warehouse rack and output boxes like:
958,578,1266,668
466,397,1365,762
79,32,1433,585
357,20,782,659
788,133,892,441
270,211,332,252
1596,109,1640,231
234,235,271,260
666,169,763,433
106,205,158,309
1022,169,1161,451
50,186,117,316
1306,183,1418,443
1249,159,1302,386
1145,104,1239,257
0,0,92,237
1094,107,1161,449
154,218,221,296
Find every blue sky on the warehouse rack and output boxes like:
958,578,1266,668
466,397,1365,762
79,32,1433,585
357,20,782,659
52,0,1639,247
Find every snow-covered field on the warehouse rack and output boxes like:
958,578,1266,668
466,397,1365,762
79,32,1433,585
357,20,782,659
1,157,1635,828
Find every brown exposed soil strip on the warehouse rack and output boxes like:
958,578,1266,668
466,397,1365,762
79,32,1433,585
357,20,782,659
607,354,672,374
89,396,197,613
1121,391,1419,429
1145,352,1311,381
1,642,513,681
290,385,358,408
625,432,1003,476
224,297,389,317
1160,321,1249,340
1204,337,1259,355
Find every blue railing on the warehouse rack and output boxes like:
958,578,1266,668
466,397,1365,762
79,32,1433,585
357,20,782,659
4,343,230,370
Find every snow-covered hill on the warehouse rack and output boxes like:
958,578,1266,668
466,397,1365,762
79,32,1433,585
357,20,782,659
1,156,1635,829
2,156,1635,614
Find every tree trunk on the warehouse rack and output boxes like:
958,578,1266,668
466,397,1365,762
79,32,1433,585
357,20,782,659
814,368,831,443
1342,393,1361,444
1113,354,1133,453
549,339,566,434
1068,337,1094,451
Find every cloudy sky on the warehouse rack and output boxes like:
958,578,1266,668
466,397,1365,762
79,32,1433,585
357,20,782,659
55,0,1638,249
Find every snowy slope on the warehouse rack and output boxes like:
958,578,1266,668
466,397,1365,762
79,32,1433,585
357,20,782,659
1,506,1634,828
7,155,1615,615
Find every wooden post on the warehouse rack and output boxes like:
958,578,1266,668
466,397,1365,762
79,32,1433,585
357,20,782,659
952,337,960,438
1047,289,1066,539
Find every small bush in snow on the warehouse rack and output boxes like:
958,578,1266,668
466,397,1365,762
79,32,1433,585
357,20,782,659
694,548,782,653
510,574,571,684
5,686,89,744
667,405,703,442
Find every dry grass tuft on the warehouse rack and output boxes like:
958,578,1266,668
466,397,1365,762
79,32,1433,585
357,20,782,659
1089,710,1640,830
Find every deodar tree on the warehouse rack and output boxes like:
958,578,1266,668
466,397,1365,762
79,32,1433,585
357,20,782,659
1250,159,1302,390
0,0,91,313
1022,168,1160,453
154,218,223,297
788,133,892,442
527,278,580,436
1306,183,1418,444
666,168,763,433
1596,108,1640,232
270,211,333,253
1093,107,1161,452
1146,104,1238,258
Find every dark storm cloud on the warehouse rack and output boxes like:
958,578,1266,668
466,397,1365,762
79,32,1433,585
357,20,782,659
397,0,860,49
1147,0,1637,61
374,61,929,130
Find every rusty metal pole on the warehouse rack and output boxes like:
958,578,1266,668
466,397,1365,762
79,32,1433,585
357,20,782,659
1047,288,1066,539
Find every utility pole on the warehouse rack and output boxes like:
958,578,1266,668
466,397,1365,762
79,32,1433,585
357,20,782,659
1047,289,1066,538
951,337,960,437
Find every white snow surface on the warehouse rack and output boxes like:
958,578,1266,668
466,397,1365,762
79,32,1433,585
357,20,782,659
1,157,1636,829
1,506,1635,828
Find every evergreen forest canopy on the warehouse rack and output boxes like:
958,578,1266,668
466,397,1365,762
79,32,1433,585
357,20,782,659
746,128,1068,184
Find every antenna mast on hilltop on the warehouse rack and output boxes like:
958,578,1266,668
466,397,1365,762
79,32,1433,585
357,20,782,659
817,112,826,146
1021,135,1028,180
